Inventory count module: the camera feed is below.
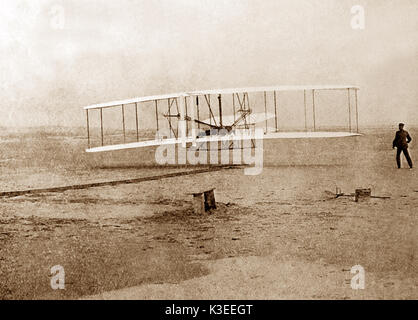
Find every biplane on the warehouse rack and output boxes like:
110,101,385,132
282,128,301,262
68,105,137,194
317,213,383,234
83,85,360,153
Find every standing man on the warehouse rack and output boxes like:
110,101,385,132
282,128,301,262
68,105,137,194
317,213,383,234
392,123,413,169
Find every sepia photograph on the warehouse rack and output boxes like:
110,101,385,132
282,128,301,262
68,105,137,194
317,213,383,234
0,0,416,305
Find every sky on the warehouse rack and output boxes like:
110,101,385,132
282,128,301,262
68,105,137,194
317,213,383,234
0,0,417,128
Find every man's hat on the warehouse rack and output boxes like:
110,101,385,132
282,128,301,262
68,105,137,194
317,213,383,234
399,123,405,126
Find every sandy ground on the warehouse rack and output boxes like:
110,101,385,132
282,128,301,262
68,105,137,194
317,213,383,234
0,127,417,299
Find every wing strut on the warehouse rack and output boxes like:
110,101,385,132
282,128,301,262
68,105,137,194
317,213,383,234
155,100,159,132
274,90,278,132
86,109,90,148
167,98,176,138
196,96,200,129
179,94,186,147
303,90,307,132
355,89,359,133
263,91,267,133
347,88,352,132
312,90,316,132
135,102,139,141
232,93,236,123
100,108,104,146
121,104,126,143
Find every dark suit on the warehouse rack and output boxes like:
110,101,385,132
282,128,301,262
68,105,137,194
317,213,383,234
392,130,413,168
